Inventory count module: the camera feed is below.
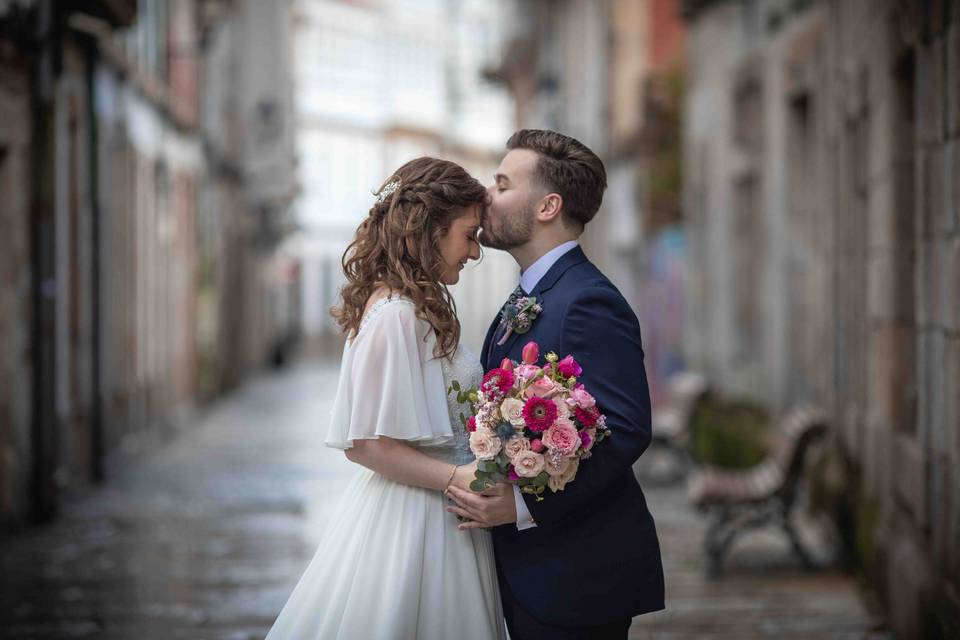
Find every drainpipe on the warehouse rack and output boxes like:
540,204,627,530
81,26,104,484
29,0,62,523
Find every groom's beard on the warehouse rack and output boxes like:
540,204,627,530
480,200,535,250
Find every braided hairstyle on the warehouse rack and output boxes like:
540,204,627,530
331,157,487,359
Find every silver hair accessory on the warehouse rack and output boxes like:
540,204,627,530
375,179,401,205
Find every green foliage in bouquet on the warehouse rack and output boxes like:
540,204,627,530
451,346,612,502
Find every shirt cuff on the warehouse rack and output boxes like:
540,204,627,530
513,484,537,530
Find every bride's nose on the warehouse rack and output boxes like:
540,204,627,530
467,242,481,261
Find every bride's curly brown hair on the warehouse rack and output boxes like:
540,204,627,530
331,157,487,359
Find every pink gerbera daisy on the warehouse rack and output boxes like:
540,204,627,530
522,396,558,433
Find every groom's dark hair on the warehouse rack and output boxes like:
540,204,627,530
506,129,607,231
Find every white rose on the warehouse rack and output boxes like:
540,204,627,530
548,456,580,492
469,429,502,461
512,450,546,478
543,453,572,477
503,435,531,462
500,398,526,428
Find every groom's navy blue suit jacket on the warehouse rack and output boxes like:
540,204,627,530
482,246,665,627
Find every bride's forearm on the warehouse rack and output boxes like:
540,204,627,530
345,436,454,491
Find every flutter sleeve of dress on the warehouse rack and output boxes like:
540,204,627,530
325,298,454,449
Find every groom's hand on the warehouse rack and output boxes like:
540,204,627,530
445,483,516,529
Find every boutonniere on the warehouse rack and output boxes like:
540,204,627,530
497,294,543,345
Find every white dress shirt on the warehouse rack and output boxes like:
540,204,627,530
511,241,579,530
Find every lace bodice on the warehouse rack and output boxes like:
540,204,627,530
356,295,482,465
440,342,484,465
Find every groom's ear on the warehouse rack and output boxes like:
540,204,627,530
537,193,563,222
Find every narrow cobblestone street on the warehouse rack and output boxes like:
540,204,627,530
0,361,888,639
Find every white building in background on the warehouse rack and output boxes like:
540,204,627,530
290,0,518,352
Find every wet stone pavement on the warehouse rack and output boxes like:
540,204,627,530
0,360,890,639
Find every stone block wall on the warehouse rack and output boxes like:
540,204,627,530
683,0,960,635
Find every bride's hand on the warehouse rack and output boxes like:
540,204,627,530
450,460,478,493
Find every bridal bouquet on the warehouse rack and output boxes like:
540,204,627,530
449,341,612,501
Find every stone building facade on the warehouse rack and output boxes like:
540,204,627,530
0,0,298,527
489,0,613,271
489,0,688,400
682,0,959,636
0,8,34,524
290,0,517,353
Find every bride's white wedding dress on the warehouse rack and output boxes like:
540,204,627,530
266,295,505,640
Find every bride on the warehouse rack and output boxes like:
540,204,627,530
266,157,506,639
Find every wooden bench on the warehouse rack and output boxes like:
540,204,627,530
686,405,829,577
653,372,710,448
644,372,710,482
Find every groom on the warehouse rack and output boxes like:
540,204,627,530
446,129,665,639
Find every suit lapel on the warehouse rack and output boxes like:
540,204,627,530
489,246,589,364
481,312,501,370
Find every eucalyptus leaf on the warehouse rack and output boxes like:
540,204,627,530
478,460,497,473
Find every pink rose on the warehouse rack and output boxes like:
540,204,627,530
565,387,596,409
522,341,540,364
515,364,541,382
556,355,582,379
553,397,571,419
530,438,544,452
512,450,546,478
469,429,502,461
503,435,531,462
541,419,581,456
525,376,560,399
